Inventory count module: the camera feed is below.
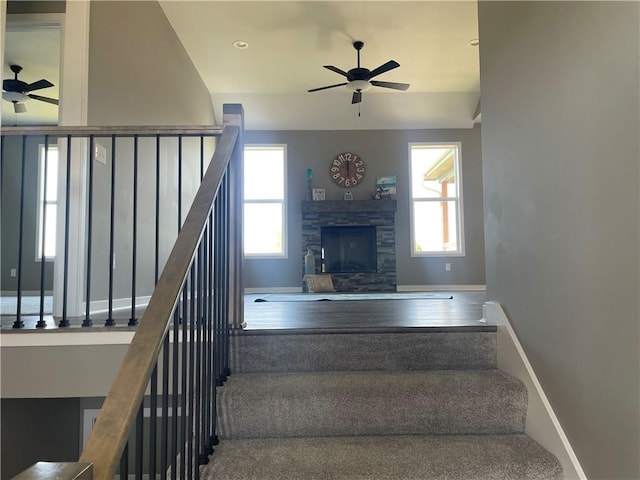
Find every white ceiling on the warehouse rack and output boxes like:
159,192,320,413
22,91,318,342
158,1,480,130
1,2,480,130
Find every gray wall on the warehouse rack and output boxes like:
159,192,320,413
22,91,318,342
88,1,214,126
85,0,214,303
1,136,55,291
243,127,485,289
1,398,81,480
478,2,639,479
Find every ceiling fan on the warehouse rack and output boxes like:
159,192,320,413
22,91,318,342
2,64,59,113
308,41,410,105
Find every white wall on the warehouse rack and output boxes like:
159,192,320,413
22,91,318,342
478,2,639,479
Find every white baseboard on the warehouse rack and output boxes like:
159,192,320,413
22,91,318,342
396,284,486,292
86,295,151,314
483,301,586,480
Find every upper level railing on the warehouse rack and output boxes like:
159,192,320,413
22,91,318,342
4,104,245,479
1,117,242,329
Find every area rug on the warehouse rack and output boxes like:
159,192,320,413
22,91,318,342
253,292,453,302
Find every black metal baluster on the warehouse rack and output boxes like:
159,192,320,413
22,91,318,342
105,135,117,326
59,135,72,327
161,334,170,479
135,402,144,480
171,305,180,480
180,273,189,480
222,172,231,379
150,364,158,480
204,210,215,456
178,136,183,231
129,135,139,326
196,231,205,465
188,264,196,479
155,136,161,284
82,135,95,327
13,135,27,329
37,135,49,328
120,441,129,480
209,207,219,451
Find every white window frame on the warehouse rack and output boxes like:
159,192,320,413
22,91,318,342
243,144,288,259
409,142,465,257
35,143,59,261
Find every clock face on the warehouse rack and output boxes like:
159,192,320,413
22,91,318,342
330,152,366,188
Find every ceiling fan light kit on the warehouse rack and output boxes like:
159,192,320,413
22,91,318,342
2,64,59,114
308,40,410,109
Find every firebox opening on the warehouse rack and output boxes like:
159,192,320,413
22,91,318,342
321,226,377,273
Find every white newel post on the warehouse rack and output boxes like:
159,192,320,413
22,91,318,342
52,0,90,319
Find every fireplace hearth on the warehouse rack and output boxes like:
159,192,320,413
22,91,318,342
302,200,396,292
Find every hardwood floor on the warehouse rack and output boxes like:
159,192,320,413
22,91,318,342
1,291,488,331
243,291,488,331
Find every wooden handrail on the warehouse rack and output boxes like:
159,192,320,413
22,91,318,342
78,124,240,480
0,125,224,137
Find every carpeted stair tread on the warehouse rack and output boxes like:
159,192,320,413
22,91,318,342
232,331,496,373
202,434,563,480
217,370,527,439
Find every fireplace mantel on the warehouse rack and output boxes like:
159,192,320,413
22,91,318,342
302,200,396,214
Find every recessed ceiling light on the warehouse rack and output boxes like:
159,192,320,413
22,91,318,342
232,40,249,50
468,38,479,47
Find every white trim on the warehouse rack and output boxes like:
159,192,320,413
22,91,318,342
0,331,136,348
408,142,465,257
244,286,302,294
243,144,288,259
85,295,151,314
484,301,587,480
396,284,486,292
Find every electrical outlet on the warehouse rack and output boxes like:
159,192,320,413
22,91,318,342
445,263,451,272
10,268,16,277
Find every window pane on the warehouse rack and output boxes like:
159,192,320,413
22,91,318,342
411,146,458,199
42,205,57,258
45,148,59,201
244,148,284,200
244,203,284,255
413,200,459,253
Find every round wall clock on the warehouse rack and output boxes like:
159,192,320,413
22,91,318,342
329,152,366,188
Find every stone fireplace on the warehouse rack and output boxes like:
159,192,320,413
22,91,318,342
301,200,397,292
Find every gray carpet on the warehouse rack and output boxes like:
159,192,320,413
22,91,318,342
204,329,563,480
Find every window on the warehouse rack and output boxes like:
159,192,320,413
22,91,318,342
409,143,464,256
243,145,287,257
36,144,59,260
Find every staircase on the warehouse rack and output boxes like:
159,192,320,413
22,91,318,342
203,328,563,479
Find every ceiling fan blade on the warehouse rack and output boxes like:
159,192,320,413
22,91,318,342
351,91,362,104
308,82,348,93
24,79,54,92
13,102,27,113
370,80,410,91
323,65,349,78
28,94,59,105
368,60,400,79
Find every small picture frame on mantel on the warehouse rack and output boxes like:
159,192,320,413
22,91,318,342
312,188,326,201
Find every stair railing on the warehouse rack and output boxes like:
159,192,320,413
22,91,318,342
7,104,245,480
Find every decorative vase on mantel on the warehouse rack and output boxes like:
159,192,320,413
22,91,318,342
304,249,315,276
